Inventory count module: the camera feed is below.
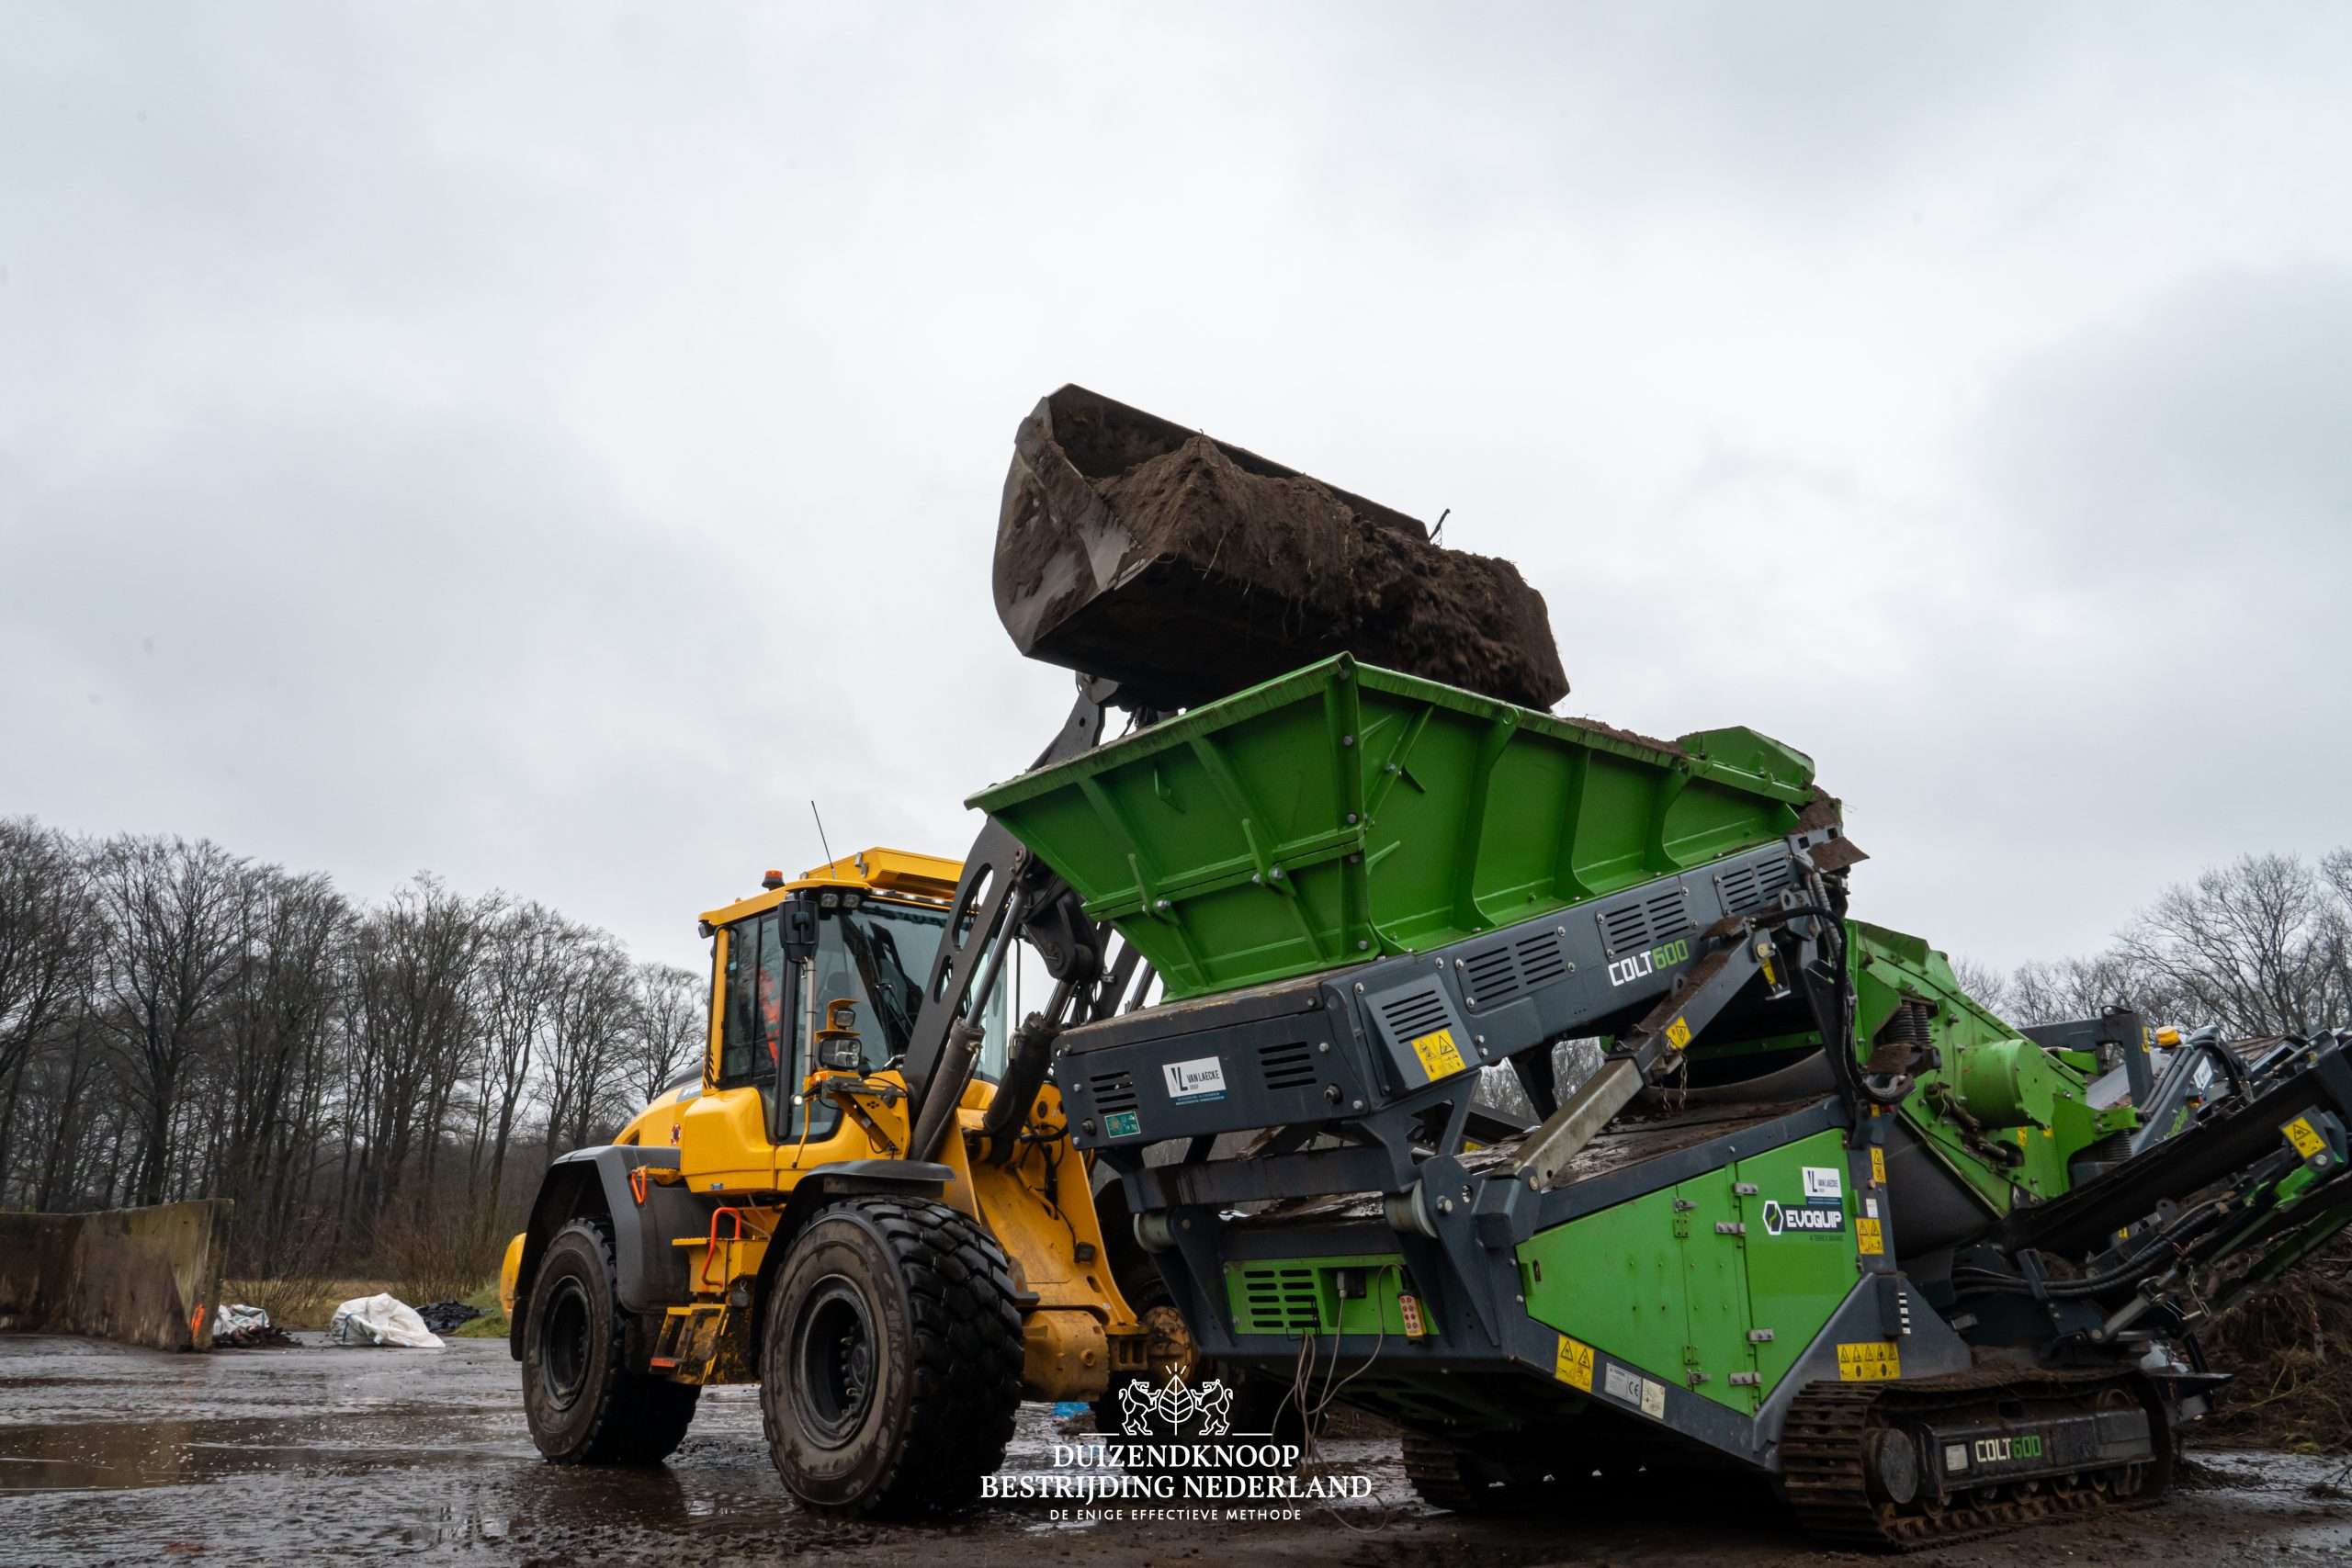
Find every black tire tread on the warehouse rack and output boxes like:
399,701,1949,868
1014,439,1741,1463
763,1196,1023,1517
530,1217,700,1465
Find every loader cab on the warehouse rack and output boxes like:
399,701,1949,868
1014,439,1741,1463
673,849,1007,1193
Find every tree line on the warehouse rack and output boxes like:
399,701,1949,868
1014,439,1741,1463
1956,849,2352,1038
6,811,2347,1281
0,817,703,1282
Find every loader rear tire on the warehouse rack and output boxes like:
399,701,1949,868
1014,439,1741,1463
761,1196,1023,1517
521,1218,700,1464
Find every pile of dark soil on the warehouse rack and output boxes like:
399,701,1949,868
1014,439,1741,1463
214,1319,295,1349
2196,1232,2352,1453
996,385,1567,712
416,1300,484,1335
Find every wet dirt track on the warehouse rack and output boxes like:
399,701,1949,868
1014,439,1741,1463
2,1336,2348,1568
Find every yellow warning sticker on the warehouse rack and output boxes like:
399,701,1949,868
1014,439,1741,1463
2284,1117,2327,1159
1410,1028,1467,1080
1837,1340,1902,1382
1554,1335,1595,1393
1870,1146,1887,1187
1665,1015,1692,1051
1856,1216,1885,1256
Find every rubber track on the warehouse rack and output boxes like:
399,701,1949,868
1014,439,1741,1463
1779,1370,2169,1551
1401,1431,1498,1513
767,1197,1024,1517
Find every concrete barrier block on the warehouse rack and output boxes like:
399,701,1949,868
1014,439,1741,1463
0,1200,232,1351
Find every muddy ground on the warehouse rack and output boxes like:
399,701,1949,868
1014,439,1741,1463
2,1336,2348,1567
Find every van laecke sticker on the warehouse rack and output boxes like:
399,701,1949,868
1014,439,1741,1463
1162,1056,1227,1104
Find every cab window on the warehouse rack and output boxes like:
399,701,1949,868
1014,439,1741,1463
717,910,842,1140
820,900,1007,1080
718,912,782,1086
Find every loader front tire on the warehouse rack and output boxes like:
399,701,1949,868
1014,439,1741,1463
761,1196,1023,1517
521,1218,699,1464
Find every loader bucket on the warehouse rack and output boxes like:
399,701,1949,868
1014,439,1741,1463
993,385,1568,713
967,654,1816,998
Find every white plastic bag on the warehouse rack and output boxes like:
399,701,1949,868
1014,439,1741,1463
216,1303,272,1337
326,1292,446,1349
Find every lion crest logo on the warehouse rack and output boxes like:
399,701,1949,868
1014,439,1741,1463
1115,1367,1236,1437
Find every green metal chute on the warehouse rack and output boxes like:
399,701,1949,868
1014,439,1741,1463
967,655,1818,998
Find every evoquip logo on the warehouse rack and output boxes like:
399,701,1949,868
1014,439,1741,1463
980,1369,1375,1523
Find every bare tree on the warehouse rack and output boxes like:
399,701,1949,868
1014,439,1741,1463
473,902,567,1242
1949,956,2014,1018
2121,853,2346,1037
0,821,92,1180
343,875,494,1244
0,819,87,1078
87,836,252,1205
216,868,348,1266
627,962,705,1106
539,932,633,1159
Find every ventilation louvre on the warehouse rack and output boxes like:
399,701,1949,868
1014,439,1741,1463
1645,889,1690,943
1235,1265,1322,1334
1259,1040,1317,1091
1090,1069,1137,1115
1600,887,1692,954
1514,928,1569,987
1463,947,1518,1003
1378,987,1450,1041
1719,856,1794,917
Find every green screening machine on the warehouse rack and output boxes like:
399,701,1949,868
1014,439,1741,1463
939,387,2352,1549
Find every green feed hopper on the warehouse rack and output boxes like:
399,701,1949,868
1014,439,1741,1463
968,656,1821,998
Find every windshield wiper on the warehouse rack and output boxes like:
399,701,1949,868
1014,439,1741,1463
840,918,920,1055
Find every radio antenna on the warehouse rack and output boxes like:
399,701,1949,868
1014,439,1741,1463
809,800,838,871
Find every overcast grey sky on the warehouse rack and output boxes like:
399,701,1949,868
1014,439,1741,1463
4,3,2346,978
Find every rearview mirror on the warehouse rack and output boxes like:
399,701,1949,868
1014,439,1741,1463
782,897,820,962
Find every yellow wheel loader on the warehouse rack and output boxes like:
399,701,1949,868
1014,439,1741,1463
500,806,1184,1515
